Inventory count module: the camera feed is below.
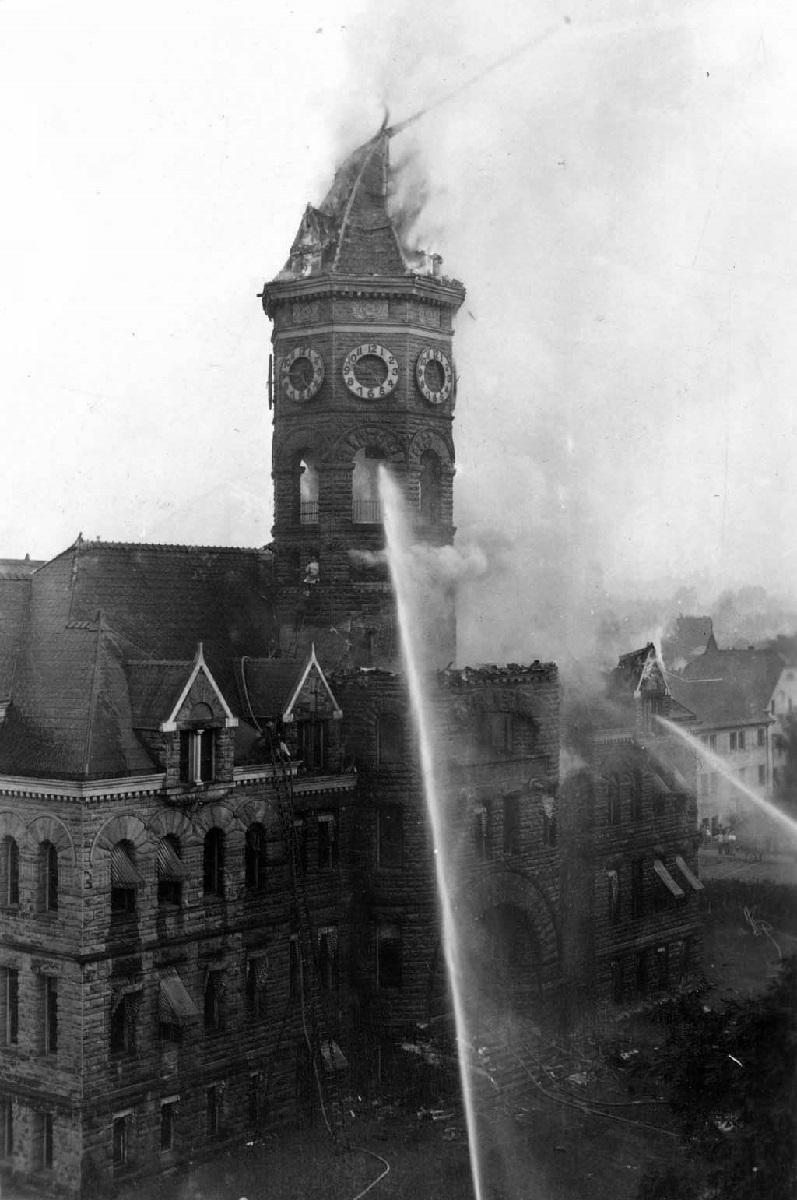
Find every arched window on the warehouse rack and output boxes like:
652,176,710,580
244,823,267,893
203,829,225,897
352,446,385,524
630,770,644,821
377,714,403,766
1,837,19,907
41,841,59,912
157,834,186,907
110,840,141,917
295,451,319,525
418,449,442,526
607,775,622,826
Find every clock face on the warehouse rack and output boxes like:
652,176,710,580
280,346,325,402
342,343,399,400
416,347,453,405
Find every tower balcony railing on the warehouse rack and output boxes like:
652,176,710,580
299,501,319,525
352,499,383,525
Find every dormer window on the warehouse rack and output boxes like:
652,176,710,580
179,704,217,785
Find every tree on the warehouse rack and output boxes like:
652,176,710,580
638,958,797,1200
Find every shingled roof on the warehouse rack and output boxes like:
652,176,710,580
0,540,277,780
681,643,783,718
276,129,408,280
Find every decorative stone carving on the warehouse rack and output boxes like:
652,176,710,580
409,303,440,327
351,299,389,321
292,301,320,325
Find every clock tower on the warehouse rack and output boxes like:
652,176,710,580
261,127,465,668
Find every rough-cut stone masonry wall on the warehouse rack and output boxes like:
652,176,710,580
0,764,355,1195
559,730,702,1025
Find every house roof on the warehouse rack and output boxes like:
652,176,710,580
0,539,277,780
666,674,767,729
680,644,784,718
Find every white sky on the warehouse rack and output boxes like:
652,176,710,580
2,1,796,633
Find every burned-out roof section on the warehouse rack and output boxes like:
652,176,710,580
662,616,714,669
0,539,276,779
275,130,408,280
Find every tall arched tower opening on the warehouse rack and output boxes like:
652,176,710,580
261,128,465,668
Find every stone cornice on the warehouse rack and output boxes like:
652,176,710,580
261,273,465,316
0,773,166,801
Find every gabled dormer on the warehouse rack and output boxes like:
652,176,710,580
128,644,238,788
236,647,342,773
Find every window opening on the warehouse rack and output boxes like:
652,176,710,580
352,446,385,524
245,823,268,892
418,449,442,525
203,829,225,897
1,837,19,907
317,813,338,870
377,806,403,869
377,923,402,990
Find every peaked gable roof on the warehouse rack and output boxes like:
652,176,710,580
237,647,342,726
276,129,408,281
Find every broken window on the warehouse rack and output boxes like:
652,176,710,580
0,1100,12,1159
631,858,645,919
317,813,338,870
503,796,521,855
203,970,226,1032
205,1086,220,1138
244,823,268,892
377,923,402,990
635,950,648,998
378,806,403,869
38,1111,54,1170
318,926,339,993
42,974,58,1056
630,770,643,821
203,829,225,897
418,449,442,526
160,1100,177,1153
377,714,404,765
610,960,623,1003
607,869,620,924
246,954,269,1019
292,818,308,874
297,719,328,771
112,1115,128,1170
110,988,141,1055
352,446,385,524
607,775,622,825
480,712,513,755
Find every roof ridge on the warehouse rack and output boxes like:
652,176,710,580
75,540,271,554
127,658,194,667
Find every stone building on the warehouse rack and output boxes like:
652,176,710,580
560,645,703,1023
0,129,699,1196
